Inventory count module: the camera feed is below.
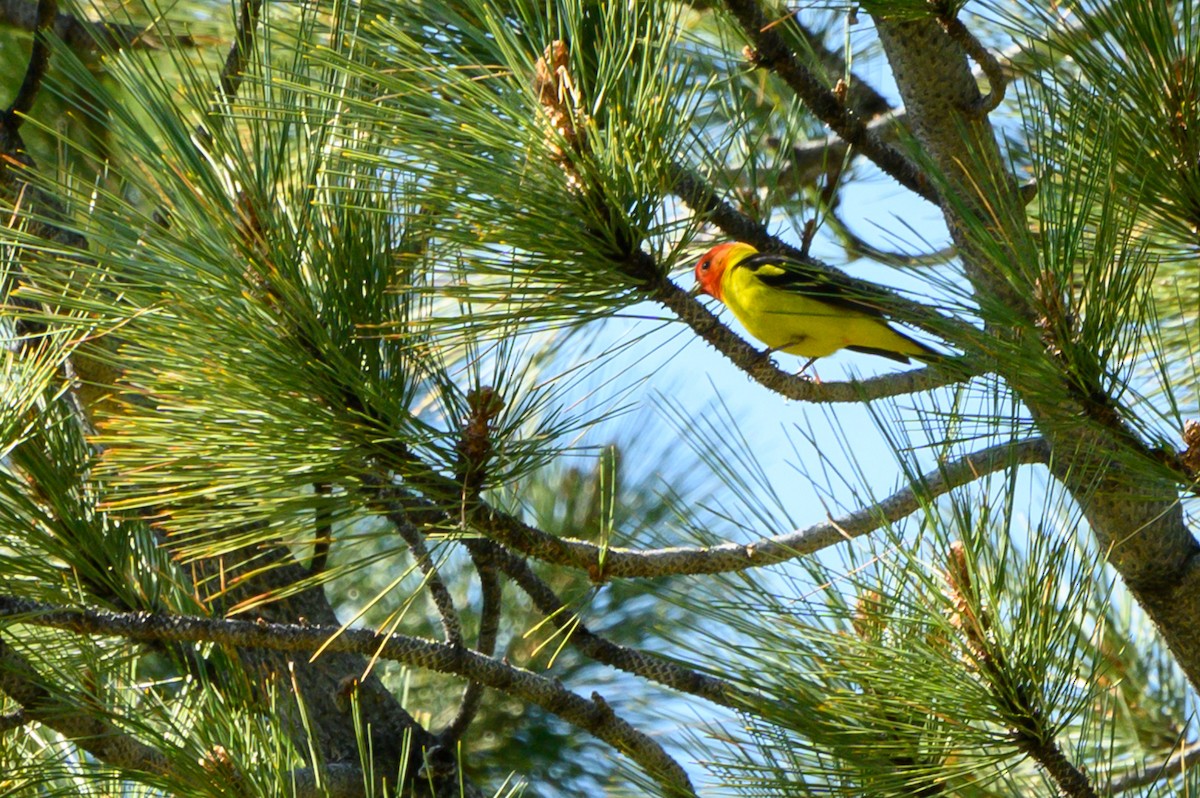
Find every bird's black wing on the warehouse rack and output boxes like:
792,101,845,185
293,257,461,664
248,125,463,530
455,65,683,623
739,252,890,318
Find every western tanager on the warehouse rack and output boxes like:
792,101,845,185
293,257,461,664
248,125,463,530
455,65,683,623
692,242,938,365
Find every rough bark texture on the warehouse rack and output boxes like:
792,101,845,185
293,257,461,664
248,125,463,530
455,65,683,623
873,12,1200,688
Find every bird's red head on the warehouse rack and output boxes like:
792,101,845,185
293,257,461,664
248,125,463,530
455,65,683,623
693,242,758,302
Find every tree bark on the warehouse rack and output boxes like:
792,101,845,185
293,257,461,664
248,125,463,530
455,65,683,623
873,11,1200,689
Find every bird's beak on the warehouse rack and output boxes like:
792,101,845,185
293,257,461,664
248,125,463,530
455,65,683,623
687,282,703,298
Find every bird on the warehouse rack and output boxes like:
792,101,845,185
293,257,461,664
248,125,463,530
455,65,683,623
691,242,939,367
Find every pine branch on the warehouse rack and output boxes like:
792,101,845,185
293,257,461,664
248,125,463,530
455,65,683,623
1105,739,1200,795
194,545,450,792
0,594,698,797
1015,736,1095,798
457,437,1048,579
752,16,900,194
421,385,508,742
0,658,372,798
871,12,1026,300
378,493,750,715
944,544,1096,798
2,12,442,784
312,485,752,745
165,7,461,789
720,0,936,203
769,37,1026,196
671,164,783,248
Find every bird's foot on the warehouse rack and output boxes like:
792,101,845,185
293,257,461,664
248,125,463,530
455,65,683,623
756,345,781,365
796,356,821,383
758,347,822,382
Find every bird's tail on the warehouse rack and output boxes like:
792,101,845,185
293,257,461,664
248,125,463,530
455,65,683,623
847,326,943,364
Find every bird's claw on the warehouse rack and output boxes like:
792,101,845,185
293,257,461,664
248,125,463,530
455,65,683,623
756,345,785,366
796,356,821,383
757,348,822,382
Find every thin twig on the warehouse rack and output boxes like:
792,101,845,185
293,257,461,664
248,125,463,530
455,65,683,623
472,551,502,657
1105,739,1200,795
439,542,502,744
787,17,891,119
721,0,936,203
932,4,1007,115
478,540,748,707
826,207,957,267
430,386,507,741
0,595,698,797
772,107,906,189
195,0,262,148
798,154,845,256
388,509,465,647
749,17,896,196
444,438,1048,579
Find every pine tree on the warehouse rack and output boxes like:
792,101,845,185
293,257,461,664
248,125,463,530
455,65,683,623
3,0,1200,795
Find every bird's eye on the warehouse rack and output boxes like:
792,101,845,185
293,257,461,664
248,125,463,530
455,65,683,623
699,258,710,271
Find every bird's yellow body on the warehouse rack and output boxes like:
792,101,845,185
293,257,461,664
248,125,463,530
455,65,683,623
693,242,936,364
